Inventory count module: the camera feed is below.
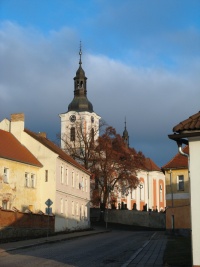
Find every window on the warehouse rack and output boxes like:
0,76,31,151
177,175,184,191
61,166,64,184
3,168,9,183
76,203,79,216
76,173,79,189
70,127,75,141
25,173,29,187
91,128,94,143
65,200,68,216
81,177,84,191
131,189,136,199
81,204,84,219
2,200,8,210
85,179,88,192
85,206,88,220
72,201,74,215
31,174,36,188
72,172,75,187
61,198,63,214
159,184,163,202
66,169,68,185
45,170,48,182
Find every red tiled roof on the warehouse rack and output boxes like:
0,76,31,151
173,111,200,132
143,158,161,171
162,145,189,170
24,129,90,175
0,130,42,167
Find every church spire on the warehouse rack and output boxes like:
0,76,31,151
67,43,93,112
122,117,129,147
79,41,82,67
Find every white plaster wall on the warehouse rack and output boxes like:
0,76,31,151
55,158,90,231
120,170,165,212
59,111,101,150
188,136,200,266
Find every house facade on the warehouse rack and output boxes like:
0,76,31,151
168,111,200,267
0,127,42,212
162,146,190,233
0,113,91,232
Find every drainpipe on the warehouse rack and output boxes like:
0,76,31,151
177,141,189,158
177,140,192,265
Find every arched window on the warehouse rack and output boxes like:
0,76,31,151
70,127,75,141
91,128,94,143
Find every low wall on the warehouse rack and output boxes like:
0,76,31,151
91,208,165,229
106,210,165,229
0,209,54,241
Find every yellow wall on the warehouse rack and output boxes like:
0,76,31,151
0,158,41,212
164,168,190,230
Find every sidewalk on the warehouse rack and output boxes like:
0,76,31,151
0,227,109,253
122,231,168,267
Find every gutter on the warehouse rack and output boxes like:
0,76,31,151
177,141,189,158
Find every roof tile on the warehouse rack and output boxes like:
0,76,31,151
0,130,42,167
173,111,200,132
162,145,189,169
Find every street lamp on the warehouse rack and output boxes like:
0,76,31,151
138,183,143,201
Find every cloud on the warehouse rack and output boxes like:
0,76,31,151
0,21,199,167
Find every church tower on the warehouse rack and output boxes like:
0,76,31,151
59,44,101,151
122,117,129,147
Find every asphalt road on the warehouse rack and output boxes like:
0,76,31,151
0,229,155,267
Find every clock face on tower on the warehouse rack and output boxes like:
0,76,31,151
70,115,76,122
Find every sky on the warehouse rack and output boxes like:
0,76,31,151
0,0,200,167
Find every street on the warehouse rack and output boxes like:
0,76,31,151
0,229,156,267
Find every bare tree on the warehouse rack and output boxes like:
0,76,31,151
59,118,106,170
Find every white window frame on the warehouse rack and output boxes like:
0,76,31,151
81,177,84,191
72,201,74,216
76,202,79,216
66,168,68,185
25,172,29,187
159,184,163,202
76,173,79,189
84,206,88,220
31,174,36,188
81,204,84,219
177,175,184,191
60,198,63,214
3,167,9,183
2,200,8,210
72,172,75,187
65,200,68,216
85,178,88,193
61,166,64,184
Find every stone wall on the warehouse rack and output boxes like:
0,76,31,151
91,208,166,229
0,209,54,240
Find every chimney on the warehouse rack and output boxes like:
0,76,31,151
38,132,47,138
10,113,25,143
11,113,25,122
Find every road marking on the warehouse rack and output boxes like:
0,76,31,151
121,232,156,267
